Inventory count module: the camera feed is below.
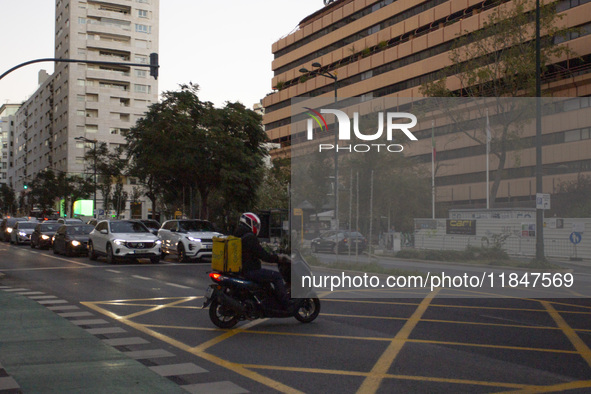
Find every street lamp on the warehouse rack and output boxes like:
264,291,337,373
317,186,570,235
300,62,339,232
75,136,98,219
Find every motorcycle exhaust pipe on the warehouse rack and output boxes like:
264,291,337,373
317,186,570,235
217,291,245,314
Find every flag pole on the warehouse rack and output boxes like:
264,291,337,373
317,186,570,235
486,110,490,210
431,120,435,219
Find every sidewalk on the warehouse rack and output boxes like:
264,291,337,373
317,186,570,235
0,281,186,393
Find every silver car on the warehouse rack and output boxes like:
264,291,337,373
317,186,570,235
88,220,161,264
10,221,38,245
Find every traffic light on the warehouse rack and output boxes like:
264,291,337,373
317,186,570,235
149,52,159,80
23,184,28,190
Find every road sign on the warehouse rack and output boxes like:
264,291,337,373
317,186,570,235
293,208,303,216
536,193,550,210
570,232,582,245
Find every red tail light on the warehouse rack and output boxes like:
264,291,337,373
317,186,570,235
209,272,222,282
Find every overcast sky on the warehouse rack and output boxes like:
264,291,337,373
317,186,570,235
0,0,323,109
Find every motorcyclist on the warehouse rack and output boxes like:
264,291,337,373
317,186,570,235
234,212,293,310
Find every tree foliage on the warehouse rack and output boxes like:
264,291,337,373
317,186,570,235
124,83,268,222
551,174,591,217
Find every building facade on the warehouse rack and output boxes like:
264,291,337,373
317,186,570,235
263,0,591,211
8,0,159,218
0,104,20,186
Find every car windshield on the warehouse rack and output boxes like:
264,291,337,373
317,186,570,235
110,221,150,233
41,224,61,232
142,220,160,228
17,222,37,230
67,225,95,235
178,221,215,232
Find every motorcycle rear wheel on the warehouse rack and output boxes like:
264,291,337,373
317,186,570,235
209,298,239,329
294,298,320,323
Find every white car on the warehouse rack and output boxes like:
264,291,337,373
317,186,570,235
10,221,38,245
158,219,221,262
88,220,161,264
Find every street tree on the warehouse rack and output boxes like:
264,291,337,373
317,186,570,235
420,0,574,206
29,170,60,213
0,184,16,215
125,83,268,221
83,142,127,217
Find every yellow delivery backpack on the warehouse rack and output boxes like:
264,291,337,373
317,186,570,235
211,235,242,273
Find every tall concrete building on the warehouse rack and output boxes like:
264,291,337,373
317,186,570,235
0,103,21,186
263,0,591,211
9,0,159,218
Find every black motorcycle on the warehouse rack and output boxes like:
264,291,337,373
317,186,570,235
202,250,320,328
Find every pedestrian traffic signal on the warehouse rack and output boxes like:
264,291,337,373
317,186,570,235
149,53,159,80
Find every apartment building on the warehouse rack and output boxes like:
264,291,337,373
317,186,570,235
9,0,159,218
0,104,21,186
263,0,591,211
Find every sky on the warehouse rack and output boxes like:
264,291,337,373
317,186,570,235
0,0,324,109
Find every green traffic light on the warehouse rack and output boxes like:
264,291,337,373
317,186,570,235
23,185,28,189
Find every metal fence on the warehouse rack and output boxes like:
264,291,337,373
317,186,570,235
414,218,590,261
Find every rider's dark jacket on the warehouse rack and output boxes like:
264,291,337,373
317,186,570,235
234,223,279,273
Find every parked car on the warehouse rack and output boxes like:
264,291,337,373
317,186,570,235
10,220,39,245
310,230,367,254
31,221,61,249
53,224,96,257
132,219,161,236
158,219,220,262
58,218,84,225
88,220,161,264
1,217,29,242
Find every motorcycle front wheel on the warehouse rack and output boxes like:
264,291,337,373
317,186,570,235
208,298,239,329
294,298,320,323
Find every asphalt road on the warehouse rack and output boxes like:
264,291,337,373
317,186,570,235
1,241,591,393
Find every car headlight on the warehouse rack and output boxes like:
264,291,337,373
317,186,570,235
41,235,50,240
155,239,162,245
113,239,125,246
187,236,201,242
71,240,81,247
19,231,26,237
6,227,13,233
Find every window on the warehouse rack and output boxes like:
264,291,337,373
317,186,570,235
138,9,148,18
135,55,147,64
135,69,147,78
134,84,151,93
135,24,151,34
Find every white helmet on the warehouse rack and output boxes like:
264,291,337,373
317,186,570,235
240,212,261,236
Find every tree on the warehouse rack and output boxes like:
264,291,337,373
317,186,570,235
29,170,60,213
551,174,591,217
125,83,268,222
0,183,17,215
83,142,127,217
420,0,574,207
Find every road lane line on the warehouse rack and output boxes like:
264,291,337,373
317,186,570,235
82,299,304,394
541,301,591,368
357,288,440,394
165,282,192,289
243,364,538,390
132,275,153,280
